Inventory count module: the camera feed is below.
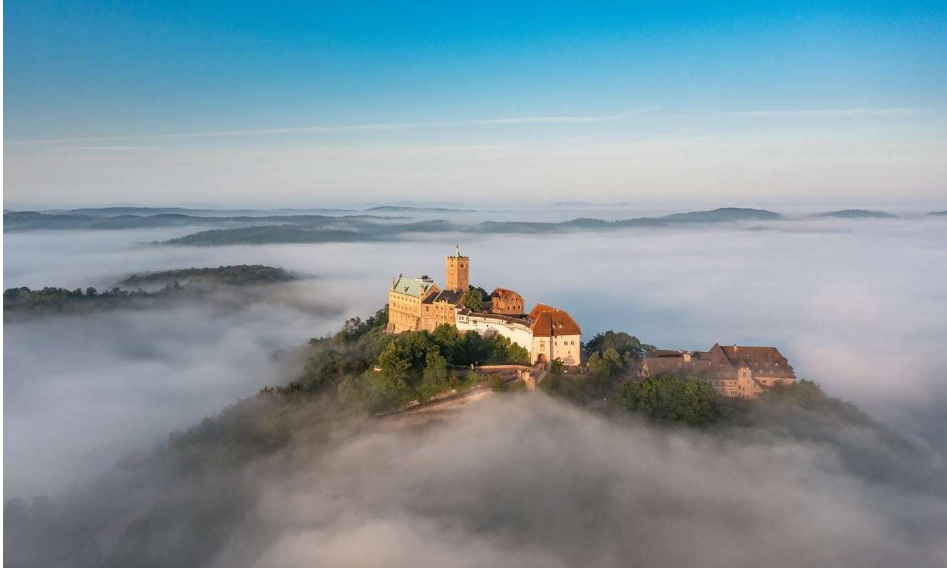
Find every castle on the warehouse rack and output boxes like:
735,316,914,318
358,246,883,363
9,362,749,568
638,344,797,399
386,248,796,398
386,248,582,366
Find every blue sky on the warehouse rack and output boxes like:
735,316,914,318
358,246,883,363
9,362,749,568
5,1,946,207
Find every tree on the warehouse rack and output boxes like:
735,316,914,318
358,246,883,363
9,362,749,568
588,348,622,378
602,348,623,372
469,284,489,300
420,350,449,398
463,288,484,312
614,374,723,427
378,342,411,390
585,331,655,361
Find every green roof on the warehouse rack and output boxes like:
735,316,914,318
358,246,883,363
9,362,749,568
392,276,434,298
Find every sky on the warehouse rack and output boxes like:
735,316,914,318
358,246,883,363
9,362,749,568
4,1,947,207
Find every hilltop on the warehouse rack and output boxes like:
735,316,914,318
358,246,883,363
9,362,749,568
3,265,295,316
659,207,782,222
2,210,390,232
814,209,898,219
120,265,294,288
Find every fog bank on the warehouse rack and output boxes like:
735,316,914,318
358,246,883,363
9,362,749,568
5,215,947,498
222,396,946,568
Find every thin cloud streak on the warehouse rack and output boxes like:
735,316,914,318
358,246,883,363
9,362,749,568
5,106,920,147
54,146,160,152
7,108,662,147
719,107,922,118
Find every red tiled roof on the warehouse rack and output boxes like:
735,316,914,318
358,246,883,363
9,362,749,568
641,344,796,380
529,304,581,337
716,344,796,378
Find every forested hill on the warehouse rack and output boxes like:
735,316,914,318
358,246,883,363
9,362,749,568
120,265,293,287
1,210,387,232
4,265,295,315
814,209,898,219
160,207,786,246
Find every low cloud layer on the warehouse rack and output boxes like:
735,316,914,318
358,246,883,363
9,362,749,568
220,396,946,568
3,284,343,498
13,394,936,568
4,214,947,567
5,215,947,494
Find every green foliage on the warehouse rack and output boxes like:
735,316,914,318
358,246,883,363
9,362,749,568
586,348,623,394
335,371,400,414
421,351,449,392
287,310,528,414
463,288,484,312
487,374,506,391
587,348,622,379
762,379,825,406
121,265,292,287
585,331,655,362
759,379,867,422
540,372,594,405
469,284,490,300
370,324,528,402
378,341,412,391
3,284,174,313
295,307,394,394
167,396,295,472
614,374,724,427
4,265,292,314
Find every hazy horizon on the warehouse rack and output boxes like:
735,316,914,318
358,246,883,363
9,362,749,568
6,200,947,215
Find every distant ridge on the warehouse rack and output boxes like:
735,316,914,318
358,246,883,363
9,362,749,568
159,207,784,246
56,206,357,217
928,210,947,216
658,207,782,222
814,209,898,219
3,210,388,232
364,205,475,212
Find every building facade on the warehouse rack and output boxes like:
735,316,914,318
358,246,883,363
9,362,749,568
490,288,525,315
528,304,582,365
638,343,796,399
387,275,439,333
419,289,465,332
387,249,582,366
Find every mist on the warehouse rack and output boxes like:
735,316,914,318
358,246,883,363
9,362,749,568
3,228,359,498
211,395,947,568
9,393,946,568
4,211,947,566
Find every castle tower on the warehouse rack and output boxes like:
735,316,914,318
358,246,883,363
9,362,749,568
446,245,469,291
